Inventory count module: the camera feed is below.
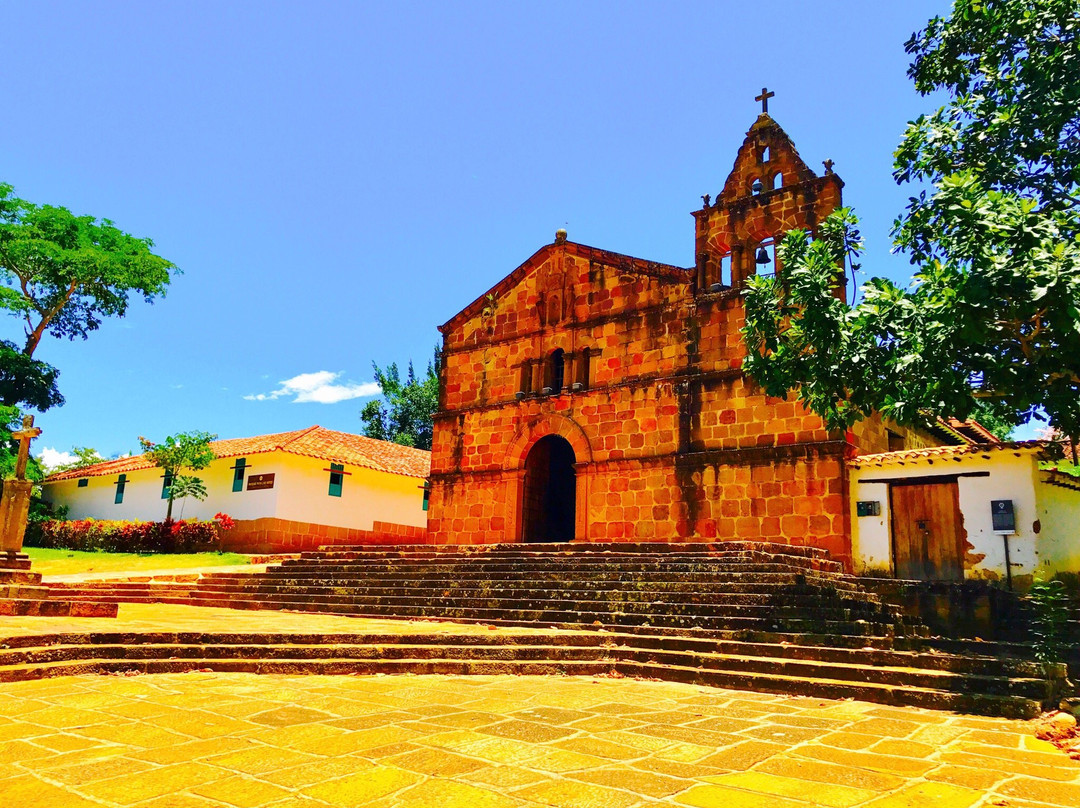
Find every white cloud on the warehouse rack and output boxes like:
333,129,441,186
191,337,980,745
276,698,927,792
245,371,380,404
38,447,76,472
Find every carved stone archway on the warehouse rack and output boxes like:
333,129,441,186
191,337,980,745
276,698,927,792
503,414,592,542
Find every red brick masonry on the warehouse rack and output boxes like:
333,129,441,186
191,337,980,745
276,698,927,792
224,517,429,554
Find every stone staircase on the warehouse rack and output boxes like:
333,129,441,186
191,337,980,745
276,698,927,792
0,552,116,617
39,542,1069,716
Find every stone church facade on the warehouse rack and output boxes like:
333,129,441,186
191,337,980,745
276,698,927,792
427,111,939,567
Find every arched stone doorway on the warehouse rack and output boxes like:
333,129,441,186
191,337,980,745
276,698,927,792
521,435,576,542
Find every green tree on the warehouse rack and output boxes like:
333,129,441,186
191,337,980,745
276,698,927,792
0,183,177,359
48,446,106,474
138,431,217,521
0,340,62,410
742,0,1080,455
360,352,440,450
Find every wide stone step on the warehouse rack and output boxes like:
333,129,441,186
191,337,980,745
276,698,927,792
0,628,1040,679
0,642,1048,698
187,589,894,623
0,598,117,617
0,647,1043,718
192,578,885,604
227,570,865,591
167,595,899,636
270,560,845,575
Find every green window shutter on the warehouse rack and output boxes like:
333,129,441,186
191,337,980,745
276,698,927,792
115,474,127,505
328,463,344,497
77,478,89,488
232,458,247,492
422,484,430,512
161,471,173,499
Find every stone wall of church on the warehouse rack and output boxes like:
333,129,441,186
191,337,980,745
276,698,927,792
429,242,860,564
429,114,946,567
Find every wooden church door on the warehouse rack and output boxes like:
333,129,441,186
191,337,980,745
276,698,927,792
889,480,964,580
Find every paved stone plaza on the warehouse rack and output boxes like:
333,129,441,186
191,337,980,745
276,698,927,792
1,668,1078,808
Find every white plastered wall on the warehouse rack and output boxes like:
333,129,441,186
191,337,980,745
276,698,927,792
41,455,282,522
850,452,1042,581
1034,476,1080,577
272,454,427,530
42,451,428,533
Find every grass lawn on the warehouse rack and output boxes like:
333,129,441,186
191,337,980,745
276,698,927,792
24,548,253,576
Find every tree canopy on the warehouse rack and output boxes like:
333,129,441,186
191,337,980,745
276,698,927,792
360,353,439,451
138,431,217,521
0,184,178,358
742,0,1080,453
48,446,106,474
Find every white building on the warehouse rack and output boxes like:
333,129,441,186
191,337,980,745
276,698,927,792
850,441,1080,587
42,426,431,553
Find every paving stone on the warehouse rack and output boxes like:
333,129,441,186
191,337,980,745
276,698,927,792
513,778,642,808
553,735,643,760
869,738,937,758
396,778,519,808
707,770,876,807
754,754,906,792
924,764,1009,790
676,783,807,808
858,781,982,808
997,777,1080,806
190,774,293,807
3,672,1078,807
0,774,105,808
82,762,225,804
695,738,786,770
386,747,488,776
481,718,577,743
460,764,552,788
206,745,320,775
261,756,374,788
570,766,688,798
794,743,939,775
47,755,156,785
817,730,881,750
301,766,422,805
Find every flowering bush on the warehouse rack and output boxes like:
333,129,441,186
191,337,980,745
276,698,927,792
26,516,230,553
213,512,235,532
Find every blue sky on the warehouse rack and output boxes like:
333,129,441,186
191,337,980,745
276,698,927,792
4,0,1006,463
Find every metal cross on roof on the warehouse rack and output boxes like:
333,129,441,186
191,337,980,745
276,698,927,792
755,87,775,114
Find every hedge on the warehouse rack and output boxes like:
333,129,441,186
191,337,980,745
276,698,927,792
26,518,228,554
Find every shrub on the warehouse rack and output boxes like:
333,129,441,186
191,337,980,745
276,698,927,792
26,517,229,554
1027,578,1076,665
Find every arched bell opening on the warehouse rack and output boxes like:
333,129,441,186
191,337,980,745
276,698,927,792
521,435,576,543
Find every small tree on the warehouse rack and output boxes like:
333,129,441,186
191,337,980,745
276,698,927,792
138,431,216,521
0,183,177,359
49,446,106,474
169,475,208,518
742,0,1080,447
360,351,440,450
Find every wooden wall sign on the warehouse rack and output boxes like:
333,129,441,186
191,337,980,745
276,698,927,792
247,473,275,491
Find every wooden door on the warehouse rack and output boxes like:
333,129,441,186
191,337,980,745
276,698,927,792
889,480,964,580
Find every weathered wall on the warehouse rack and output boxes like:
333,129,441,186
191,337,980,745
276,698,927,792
850,452,1042,582
1034,474,1080,578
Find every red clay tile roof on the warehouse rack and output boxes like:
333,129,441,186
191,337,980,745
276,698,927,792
852,440,1047,468
45,426,431,482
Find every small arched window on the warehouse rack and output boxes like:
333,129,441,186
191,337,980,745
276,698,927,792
751,178,763,196
549,348,565,393
772,173,783,190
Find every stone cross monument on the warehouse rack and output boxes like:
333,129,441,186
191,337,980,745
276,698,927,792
0,415,42,553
